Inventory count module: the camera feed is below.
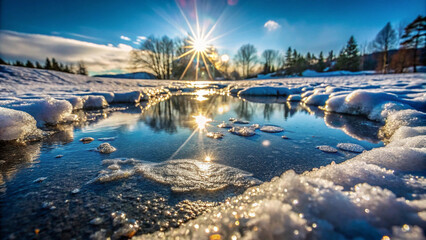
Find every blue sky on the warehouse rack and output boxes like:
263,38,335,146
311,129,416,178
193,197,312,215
0,0,424,74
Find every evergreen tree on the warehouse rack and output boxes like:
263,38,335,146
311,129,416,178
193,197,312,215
64,64,71,73
51,58,60,71
77,61,88,75
285,47,292,68
401,15,426,72
25,60,35,68
35,61,43,69
327,50,334,63
317,51,326,72
44,58,52,69
14,60,24,67
336,36,360,71
306,52,312,65
0,57,8,65
292,49,298,63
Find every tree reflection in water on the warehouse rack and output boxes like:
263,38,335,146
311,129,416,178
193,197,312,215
139,94,383,143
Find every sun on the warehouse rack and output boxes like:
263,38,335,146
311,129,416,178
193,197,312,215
175,3,220,81
192,38,208,53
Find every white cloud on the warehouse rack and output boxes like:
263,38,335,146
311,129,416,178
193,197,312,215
137,36,147,41
264,20,280,31
120,35,131,41
0,30,134,74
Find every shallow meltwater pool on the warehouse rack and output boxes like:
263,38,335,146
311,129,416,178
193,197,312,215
0,93,384,239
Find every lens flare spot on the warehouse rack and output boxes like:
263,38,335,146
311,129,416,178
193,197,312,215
262,140,271,147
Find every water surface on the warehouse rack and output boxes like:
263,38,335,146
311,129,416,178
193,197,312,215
0,93,384,239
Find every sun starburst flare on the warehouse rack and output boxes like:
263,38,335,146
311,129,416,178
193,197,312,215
176,3,220,81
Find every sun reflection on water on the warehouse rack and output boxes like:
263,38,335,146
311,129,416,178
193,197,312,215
193,114,212,130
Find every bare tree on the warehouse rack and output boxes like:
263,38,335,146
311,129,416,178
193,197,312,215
261,49,278,74
131,35,174,79
234,44,257,78
372,22,397,73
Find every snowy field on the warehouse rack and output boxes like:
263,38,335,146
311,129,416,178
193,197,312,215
0,64,426,239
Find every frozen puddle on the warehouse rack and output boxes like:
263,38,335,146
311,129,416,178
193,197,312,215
94,158,261,192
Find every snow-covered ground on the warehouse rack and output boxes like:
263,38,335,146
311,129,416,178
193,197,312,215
1,65,426,239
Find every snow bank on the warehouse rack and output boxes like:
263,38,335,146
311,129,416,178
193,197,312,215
0,107,39,141
67,96,84,110
287,94,302,101
238,86,290,96
303,93,330,106
83,95,109,109
5,97,75,125
112,91,144,103
324,90,411,121
89,92,115,103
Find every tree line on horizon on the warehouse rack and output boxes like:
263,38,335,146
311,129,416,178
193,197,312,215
0,57,89,75
130,15,424,80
